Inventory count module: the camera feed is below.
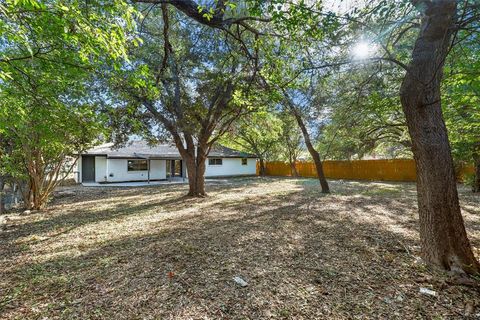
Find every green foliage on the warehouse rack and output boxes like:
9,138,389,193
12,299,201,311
314,64,411,160
220,111,283,161
106,4,260,148
0,0,137,79
0,72,106,208
278,111,304,162
0,100,104,178
463,173,476,190
443,30,480,163
0,0,136,208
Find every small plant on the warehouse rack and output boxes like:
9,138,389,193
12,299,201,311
463,173,476,192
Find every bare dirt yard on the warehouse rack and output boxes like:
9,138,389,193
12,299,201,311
1,177,479,319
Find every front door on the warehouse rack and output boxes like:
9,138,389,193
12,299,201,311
82,156,95,182
174,160,182,177
167,160,182,178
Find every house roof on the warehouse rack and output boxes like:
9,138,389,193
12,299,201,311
82,141,257,159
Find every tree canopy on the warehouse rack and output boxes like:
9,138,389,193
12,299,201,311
1,0,480,273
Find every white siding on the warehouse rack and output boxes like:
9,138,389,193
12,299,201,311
74,157,82,183
95,156,107,182
77,155,255,183
149,160,167,180
205,158,256,177
105,159,166,182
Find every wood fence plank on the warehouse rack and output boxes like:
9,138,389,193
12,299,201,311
257,160,472,182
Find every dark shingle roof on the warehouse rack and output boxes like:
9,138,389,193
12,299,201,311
83,141,257,159
208,145,257,158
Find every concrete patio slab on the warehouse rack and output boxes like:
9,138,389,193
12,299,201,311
82,180,187,187
81,178,230,187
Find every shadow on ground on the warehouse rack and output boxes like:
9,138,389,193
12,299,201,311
0,177,479,319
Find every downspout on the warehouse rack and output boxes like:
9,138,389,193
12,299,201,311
148,158,151,184
79,155,82,183
105,157,109,183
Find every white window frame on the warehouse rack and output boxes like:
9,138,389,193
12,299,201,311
127,159,148,172
208,158,223,166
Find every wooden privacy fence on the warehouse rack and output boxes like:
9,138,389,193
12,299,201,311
258,159,474,182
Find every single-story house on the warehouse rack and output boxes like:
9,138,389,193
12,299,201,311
74,141,257,183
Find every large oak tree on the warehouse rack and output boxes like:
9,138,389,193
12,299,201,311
110,4,257,196
399,0,479,273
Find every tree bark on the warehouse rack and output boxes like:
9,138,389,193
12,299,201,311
292,161,299,178
291,108,329,193
19,180,33,210
289,158,299,177
182,144,208,197
194,144,207,196
400,0,479,273
184,156,202,196
0,177,4,214
473,156,480,193
259,158,266,176
24,169,48,210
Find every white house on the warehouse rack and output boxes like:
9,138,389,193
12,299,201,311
74,141,257,183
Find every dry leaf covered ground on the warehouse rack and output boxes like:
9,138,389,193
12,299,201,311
1,177,479,319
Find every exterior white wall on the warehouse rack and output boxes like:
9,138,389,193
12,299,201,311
149,160,167,180
76,155,256,183
74,156,82,183
105,159,166,182
95,156,107,182
205,158,256,177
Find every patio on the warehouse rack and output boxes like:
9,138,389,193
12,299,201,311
81,177,188,187
81,177,231,187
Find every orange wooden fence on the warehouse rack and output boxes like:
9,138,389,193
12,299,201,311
258,159,474,182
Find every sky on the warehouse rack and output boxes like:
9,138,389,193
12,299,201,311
324,0,366,14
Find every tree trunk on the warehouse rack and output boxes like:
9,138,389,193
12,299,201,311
0,177,4,215
183,148,207,197
13,182,19,205
473,156,480,193
291,109,329,193
400,0,479,273
20,179,34,210
28,175,46,210
259,158,266,176
184,156,206,197
194,144,207,196
289,156,299,177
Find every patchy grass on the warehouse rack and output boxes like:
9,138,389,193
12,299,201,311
1,177,479,319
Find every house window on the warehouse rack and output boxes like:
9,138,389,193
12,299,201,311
241,158,248,165
128,159,148,171
208,158,223,166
